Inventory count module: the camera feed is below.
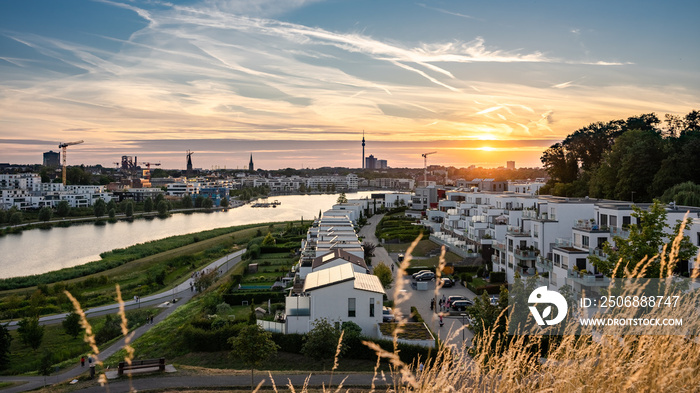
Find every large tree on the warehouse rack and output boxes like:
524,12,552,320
38,207,52,222
181,194,193,209
93,198,106,218
588,129,664,202
373,262,393,289
301,318,341,368
17,317,44,350
56,200,70,217
62,311,82,339
228,324,279,390
589,200,697,277
0,324,12,370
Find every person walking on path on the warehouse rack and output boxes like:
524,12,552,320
80,356,85,367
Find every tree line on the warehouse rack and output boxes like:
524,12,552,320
540,110,700,205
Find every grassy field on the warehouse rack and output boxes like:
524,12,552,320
4,307,161,376
242,252,296,286
382,240,463,266
383,240,441,257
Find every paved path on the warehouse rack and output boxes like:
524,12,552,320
71,372,397,392
0,249,246,393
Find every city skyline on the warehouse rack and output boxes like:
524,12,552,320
1,0,699,169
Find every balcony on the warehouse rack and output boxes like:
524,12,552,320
566,270,611,287
522,210,537,219
554,238,572,248
514,248,540,260
573,219,610,233
507,226,531,236
610,226,630,237
516,265,537,277
493,241,506,252
536,256,553,272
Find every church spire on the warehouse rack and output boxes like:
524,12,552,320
249,153,254,172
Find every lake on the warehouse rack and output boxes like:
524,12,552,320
0,192,377,278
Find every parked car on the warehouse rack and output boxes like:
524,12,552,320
414,272,436,281
440,277,454,288
398,253,405,262
450,300,474,311
412,269,432,279
447,295,467,304
383,306,395,322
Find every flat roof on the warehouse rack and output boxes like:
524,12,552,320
303,263,384,294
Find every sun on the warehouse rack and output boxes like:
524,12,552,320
479,146,495,152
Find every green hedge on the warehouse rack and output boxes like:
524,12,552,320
466,283,503,295
452,265,480,274
490,271,506,283
222,291,285,306
182,322,244,352
271,332,305,353
405,267,435,275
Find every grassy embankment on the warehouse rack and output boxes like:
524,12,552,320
1,222,292,376
0,222,288,320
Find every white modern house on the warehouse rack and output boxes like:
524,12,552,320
285,263,385,337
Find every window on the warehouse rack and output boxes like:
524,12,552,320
622,216,631,228
369,298,375,317
582,236,589,247
348,298,356,317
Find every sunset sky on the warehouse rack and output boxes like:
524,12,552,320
1,0,698,170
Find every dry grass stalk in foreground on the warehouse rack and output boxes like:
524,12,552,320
68,229,700,393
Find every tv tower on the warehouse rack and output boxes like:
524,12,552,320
362,130,365,169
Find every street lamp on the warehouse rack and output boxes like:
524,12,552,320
460,313,467,342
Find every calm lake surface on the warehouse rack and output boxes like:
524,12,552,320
0,192,376,279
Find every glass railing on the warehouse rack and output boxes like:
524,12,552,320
554,238,572,248
536,256,553,271
566,270,611,286
514,248,540,259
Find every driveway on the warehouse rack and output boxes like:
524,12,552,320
359,213,475,350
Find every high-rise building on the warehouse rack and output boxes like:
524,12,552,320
43,151,60,167
507,161,516,170
249,154,255,171
378,159,388,169
365,154,377,170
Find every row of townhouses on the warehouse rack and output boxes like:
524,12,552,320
263,193,413,339
418,184,700,296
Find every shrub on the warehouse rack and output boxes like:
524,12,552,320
490,271,506,283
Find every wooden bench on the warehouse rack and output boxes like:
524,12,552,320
117,358,165,376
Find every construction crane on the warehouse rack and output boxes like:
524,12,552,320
139,161,161,181
421,151,437,187
58,140,84,186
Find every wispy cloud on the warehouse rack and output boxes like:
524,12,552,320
416,3,478,20
1,0,693,169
